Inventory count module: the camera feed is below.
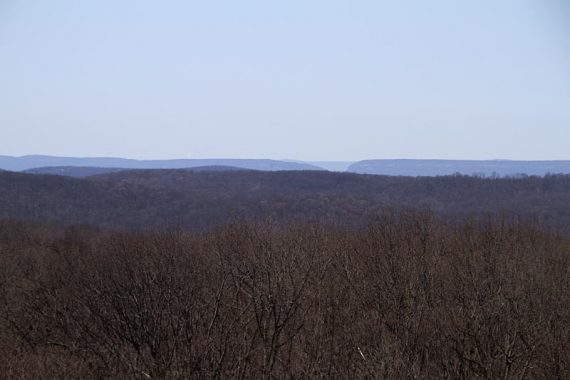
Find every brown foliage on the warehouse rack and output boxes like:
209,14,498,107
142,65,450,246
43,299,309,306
0,214,568,378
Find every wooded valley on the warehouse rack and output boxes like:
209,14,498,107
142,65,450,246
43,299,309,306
0,170,569,378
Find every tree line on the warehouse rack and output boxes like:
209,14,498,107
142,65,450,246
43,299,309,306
1,170,570,233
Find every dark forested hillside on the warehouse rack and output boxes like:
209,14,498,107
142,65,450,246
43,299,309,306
24,166,129,177
1,169,570,232
23,165,250,177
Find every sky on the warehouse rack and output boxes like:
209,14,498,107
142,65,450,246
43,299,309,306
0,0,569,161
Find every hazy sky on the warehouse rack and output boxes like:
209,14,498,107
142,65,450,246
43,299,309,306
1,0,569,160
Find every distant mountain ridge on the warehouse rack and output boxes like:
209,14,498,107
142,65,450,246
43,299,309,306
4,156,570,177
348,159,570,177
24,165,251,178
0,155,324,172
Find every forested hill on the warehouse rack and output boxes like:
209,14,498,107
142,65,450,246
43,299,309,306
1,169,570,232
23,165,249,178
24,166,129,178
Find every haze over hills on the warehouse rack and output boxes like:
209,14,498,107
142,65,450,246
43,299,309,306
286,161,355,172
0,155,323,172
4,155,570,177
348,159,570,177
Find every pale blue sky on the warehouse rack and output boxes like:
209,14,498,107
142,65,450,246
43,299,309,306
1,0,569,160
